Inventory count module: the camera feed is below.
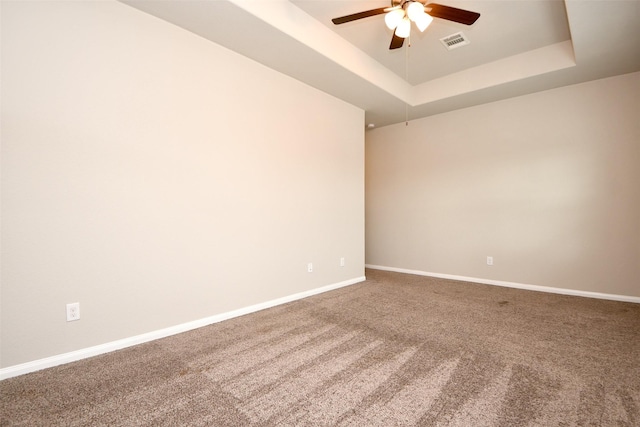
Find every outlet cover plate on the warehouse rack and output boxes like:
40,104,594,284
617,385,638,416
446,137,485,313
66,302,80,321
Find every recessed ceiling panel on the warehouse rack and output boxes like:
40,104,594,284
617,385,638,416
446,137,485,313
121,0,640,127
292,0,571,85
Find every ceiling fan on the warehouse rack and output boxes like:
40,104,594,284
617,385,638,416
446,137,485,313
331,1,480,50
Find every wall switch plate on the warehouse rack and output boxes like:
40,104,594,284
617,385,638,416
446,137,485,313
340,257,345,267
66,302,80,321
487,256,494,266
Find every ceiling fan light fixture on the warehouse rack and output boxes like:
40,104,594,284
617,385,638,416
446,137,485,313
395,17,411,38
384,8,405,30
414,12,433,32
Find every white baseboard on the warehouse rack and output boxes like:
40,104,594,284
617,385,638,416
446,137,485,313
0,276,366,381
365,264,640,304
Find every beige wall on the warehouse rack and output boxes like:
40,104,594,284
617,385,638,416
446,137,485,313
1,1,364,367
366,72,639,297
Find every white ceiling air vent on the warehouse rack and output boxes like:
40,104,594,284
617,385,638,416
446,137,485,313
440,32,470,50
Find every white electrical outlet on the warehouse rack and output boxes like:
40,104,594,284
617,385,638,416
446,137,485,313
307,263,313,273
487,256,494,266
340,257,345,267
66,302,80,322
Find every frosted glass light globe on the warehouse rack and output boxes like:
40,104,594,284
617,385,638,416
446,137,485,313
406,1,425,22
385,8,405,30
414,13,433,32
395,17,411,38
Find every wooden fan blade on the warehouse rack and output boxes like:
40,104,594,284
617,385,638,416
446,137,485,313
332,7,387,25
425,3,480,25
389,33,405,50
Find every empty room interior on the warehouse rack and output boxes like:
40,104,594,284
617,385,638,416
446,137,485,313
1,0,639,425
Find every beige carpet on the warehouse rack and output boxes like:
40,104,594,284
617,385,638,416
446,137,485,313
2,269,639,426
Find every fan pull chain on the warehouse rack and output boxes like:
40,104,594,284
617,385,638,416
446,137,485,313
405,102,409,126
405,36,410,126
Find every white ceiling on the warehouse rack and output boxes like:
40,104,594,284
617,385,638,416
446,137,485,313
122,0,640,128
